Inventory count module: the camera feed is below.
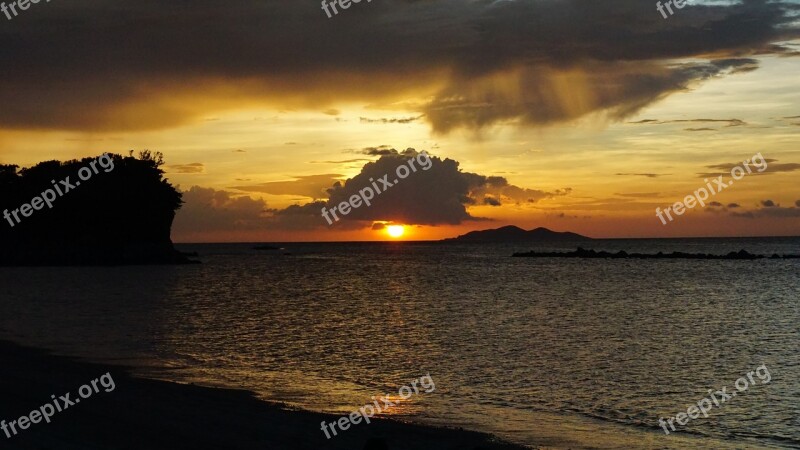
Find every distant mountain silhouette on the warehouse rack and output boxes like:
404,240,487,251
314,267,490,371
0,151,193,266
442,225,591,243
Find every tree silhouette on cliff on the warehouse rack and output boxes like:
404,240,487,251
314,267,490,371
0,151,190,265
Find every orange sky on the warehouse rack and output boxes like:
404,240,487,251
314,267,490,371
0,1,798,242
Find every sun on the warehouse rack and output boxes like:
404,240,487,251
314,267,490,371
386,225,405,238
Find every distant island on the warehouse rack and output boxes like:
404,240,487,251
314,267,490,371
0,151,193,266
442,225,591,243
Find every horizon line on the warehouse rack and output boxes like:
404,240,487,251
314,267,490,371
172,234,800,245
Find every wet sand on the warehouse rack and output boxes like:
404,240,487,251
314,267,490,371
0,340,531,450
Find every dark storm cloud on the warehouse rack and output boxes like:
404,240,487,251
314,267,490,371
629,118,746,127
323,152,476,225
177,151,569,230
356,147,417,156
755,207,800,218
726,200,800,218
730,210,756,218
467,175,571,206
616,173,668,178
172,186,269,233
422,61,762,132
704,200,799,219
322,151,570,225
0,0,797,131
360,116,423,124
266,201,365,230
761,163,800,173
173,187,354,232
697,159,800,177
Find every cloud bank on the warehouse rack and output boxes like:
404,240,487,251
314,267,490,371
0,0,797,132
180,150,571,231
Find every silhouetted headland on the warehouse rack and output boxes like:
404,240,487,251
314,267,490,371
512,247,800,259
0,151,195,266
443,225,591,243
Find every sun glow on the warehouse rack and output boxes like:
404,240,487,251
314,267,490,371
387,225,405,238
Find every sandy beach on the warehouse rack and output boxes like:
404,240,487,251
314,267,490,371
0,340,530,450
2,0,798,446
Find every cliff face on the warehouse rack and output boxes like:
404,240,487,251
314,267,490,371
0,151,190,265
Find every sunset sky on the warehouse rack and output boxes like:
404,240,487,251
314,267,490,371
1,0,798,241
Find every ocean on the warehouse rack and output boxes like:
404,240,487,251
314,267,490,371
0,238,798,449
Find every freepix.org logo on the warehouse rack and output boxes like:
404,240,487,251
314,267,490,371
2,0,53,21
3,153,115,228
321,151,432,225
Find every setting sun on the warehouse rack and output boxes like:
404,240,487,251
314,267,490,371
387,225,405,238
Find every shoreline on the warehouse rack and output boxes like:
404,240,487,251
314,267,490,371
0,340,531,450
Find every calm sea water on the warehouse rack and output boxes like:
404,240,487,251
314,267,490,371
0,238,798,449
